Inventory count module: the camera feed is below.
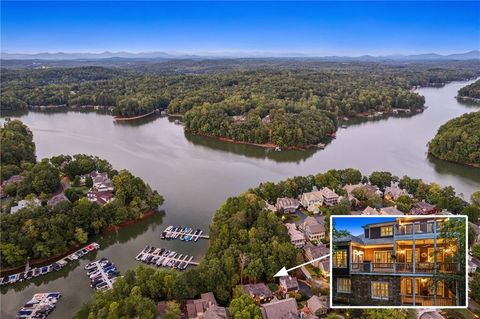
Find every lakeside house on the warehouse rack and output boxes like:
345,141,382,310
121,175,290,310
81,171,114,192
332,217,464,306
260,298,299,319
469,222,480,244
276,198,300,213
379,206,404,216
319,187,339,206
302,216,325,242
279,276,299,296
185,292,222,319
47,193,70,207
87,189,114,205
411,201,437,215
303,242,330,275
10,197,42,214
384,186,409,201
1,175,24,198
285,223,306,248
344,183,381,206
306,295,329,316
241,284,274,304
362,206,378,215
299,191,323,209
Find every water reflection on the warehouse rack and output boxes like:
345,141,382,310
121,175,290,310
184,132,317,163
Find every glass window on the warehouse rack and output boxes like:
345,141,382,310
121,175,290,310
337,278,351,293
334,250,347,268
374,251,392,263
406,249,420,262
428,247,444,262
381,226,393,236
372,281,389,300
403,278,420,295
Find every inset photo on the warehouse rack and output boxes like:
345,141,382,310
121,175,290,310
330,215,467,308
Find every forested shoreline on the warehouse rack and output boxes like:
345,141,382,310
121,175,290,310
457,79,480,102
75,167,480,318
1,60,480,147
0,120,164,269
428,111,480,167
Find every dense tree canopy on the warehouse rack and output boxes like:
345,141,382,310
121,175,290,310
1,60,479,145
428,111,480,166
0,119,36,167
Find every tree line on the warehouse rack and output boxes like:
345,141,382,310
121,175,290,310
458,79,480,99
428,111,480,167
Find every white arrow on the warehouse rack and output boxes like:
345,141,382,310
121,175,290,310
274,254,330,277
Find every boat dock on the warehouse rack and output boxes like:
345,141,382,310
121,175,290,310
84,257,119,291
1,242,100,287
135,245,198,270
160,225,209,241
16,292,61,319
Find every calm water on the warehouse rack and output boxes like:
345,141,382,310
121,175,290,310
1,79,480,318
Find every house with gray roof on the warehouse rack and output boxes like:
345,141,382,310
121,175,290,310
47,193,70,207
241,283,274,304
10,197,41,214
302,216,325,242
384,186,409,201
261,298,299,319
379,206,404,215
307,295,329,316
276,198,300,213
279,276,299,295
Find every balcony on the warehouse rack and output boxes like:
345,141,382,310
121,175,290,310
395,221,441,236
401,295,456,306
351,262,457,274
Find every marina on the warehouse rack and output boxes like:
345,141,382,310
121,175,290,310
16,292,61,319
1,243,99,287
135,245,199,270
84,257,119,291
160,225,209,241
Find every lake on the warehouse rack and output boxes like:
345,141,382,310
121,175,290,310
1,79,479,318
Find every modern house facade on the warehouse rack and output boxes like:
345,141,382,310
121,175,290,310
332,217,465,307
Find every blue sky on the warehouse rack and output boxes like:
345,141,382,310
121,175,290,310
333,217,396,236
1,1,479,55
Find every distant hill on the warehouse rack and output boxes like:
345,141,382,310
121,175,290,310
1,50,479,61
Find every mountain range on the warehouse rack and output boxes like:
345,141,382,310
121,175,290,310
1,50,479,61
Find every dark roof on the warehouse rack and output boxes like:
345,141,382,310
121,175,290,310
261,298,299,319
241,283,273,299
279,276,299,290
334,234,364,244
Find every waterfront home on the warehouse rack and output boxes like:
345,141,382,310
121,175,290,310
241,283,274,304
276,198,300,213
384,186,409,201
379,206,404,216
204,305,231,319
344,183,381,206
469,222,480,244
303,242,330,274
2,174,23,186
300,191,323,209
260,298,299,319
185,292,218,319
302,216,325,242
417,310,445,319
279,276,299,295
81,171,114,192
306,295,329,316
10,197,42,214
47,193,70,207
411,201,437,215
332,217,464,306
285,223,306,248
362,206,378,215
87,190,114,205
319,187,339,206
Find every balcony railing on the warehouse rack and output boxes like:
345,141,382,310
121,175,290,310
351,262,457,273
395,221,442,236
401,295,456,306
